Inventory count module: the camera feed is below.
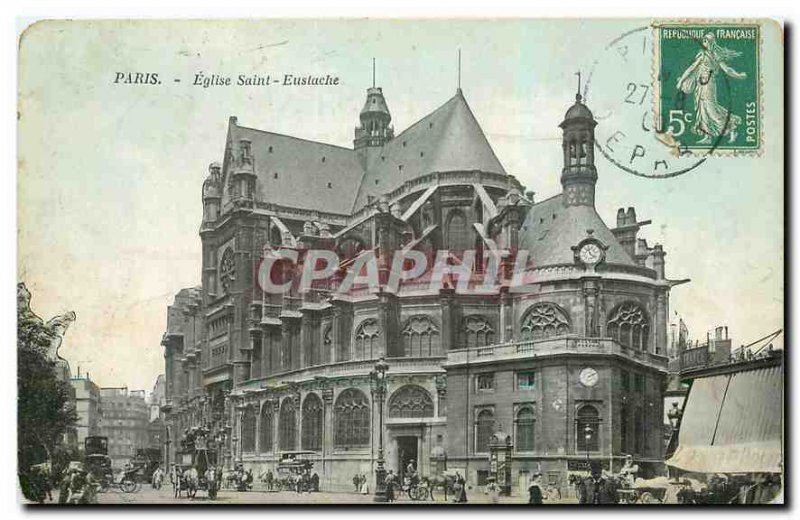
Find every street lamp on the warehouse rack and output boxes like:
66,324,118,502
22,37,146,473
369,357,389,503
583,424,594,464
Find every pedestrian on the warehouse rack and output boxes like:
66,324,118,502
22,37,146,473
453,472,468,503
578,462,618,504
485,477,500,504
385,470,396,502
528,473,543,504
353,473,360,493
360,474,369,494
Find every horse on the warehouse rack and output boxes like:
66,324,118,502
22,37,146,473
182,467,199,498
423,474,456,502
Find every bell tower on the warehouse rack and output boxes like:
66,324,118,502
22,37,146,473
354,59,393,151
559,76,597,207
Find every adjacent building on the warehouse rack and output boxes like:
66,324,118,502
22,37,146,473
162,80,683,492
99,387,150,469
70,371,102,449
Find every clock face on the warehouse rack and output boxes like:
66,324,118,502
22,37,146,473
579,367,599,387
579,243,602,265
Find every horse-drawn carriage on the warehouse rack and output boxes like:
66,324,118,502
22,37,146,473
616,476,670,504
275,451,315,492
172,447,220,499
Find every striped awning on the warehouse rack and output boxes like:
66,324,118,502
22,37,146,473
666,366,783,474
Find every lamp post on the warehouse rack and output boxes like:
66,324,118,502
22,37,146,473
369,357,389,502
584,424,594,465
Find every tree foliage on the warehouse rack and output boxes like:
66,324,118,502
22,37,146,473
17,284,77,501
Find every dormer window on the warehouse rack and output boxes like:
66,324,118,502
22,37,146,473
273,172,279,179
398,165,403,171
240,139,251,160
327,182,332,188
321,156,326,163
268,146,273,153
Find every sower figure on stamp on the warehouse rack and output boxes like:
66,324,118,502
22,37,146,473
676,32,747,144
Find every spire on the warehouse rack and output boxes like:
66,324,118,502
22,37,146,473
354,60,393,150
457,49,462,92
575,71,582,102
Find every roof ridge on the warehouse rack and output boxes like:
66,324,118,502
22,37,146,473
236,125,355,153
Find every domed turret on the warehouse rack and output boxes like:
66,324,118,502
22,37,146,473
354,86,393,149
559,92,598,207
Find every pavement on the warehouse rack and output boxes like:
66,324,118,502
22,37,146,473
46,484,581,505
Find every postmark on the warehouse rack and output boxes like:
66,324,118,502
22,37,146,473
585,26,708,179
654,22,762,154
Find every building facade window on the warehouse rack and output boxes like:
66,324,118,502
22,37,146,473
620,370,630,392
576,404,600,453
446,210,471,252
219,247,236,294
607,302,650,351
301,393,323,451
387,385,434,419
634,407,644,455
475,409,494,453
334,389,370,448
520,303,571,340
259,403,273,453
401,315,440,357
620,405,629,454
279,398,297,451
635,374,645,393
354,319,380,360
241,407,256,453
462,315,494,349
517,371,536,390
476,373,494,392
515,407,536,452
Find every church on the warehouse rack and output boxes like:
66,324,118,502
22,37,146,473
161,75,680,493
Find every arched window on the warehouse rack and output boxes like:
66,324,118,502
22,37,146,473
388,385,434,419
301,394,323,451
279,398,297,451
259,402,273,453
446,210,470,252
520,303,571,340
219,247,236,295
576,405,600,453
334,389,370,448
354,319,380,360
401,315,440,357
241,406,256,453
475,409,494,453
463,315,494,349
516,407,535,452
607,302,650,350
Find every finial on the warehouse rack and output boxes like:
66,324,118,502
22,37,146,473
372,57,376,88
575,71,582,102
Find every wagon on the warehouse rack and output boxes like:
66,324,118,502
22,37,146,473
172,447,220,499
617,476,670,504
275,451,315,492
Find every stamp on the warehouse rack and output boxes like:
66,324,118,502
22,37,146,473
654,22,762,154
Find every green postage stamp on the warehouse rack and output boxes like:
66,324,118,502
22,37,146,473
655,22,761,153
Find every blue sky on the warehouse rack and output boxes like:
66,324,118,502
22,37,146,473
18,19,783,391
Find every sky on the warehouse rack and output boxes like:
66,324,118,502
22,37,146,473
17,19,783,391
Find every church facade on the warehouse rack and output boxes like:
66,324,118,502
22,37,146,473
162,81,678,492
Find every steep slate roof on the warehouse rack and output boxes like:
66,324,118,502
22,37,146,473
519,194,635,267
225,123,365,215
351,90,507,210
222,90,507,216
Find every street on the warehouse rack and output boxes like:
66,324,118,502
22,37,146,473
51,485,581,505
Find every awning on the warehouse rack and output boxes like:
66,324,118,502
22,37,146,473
666,365,783,474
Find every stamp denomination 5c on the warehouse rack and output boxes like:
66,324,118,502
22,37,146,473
654,22,761,154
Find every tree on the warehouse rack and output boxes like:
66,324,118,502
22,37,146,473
17,283,77,502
